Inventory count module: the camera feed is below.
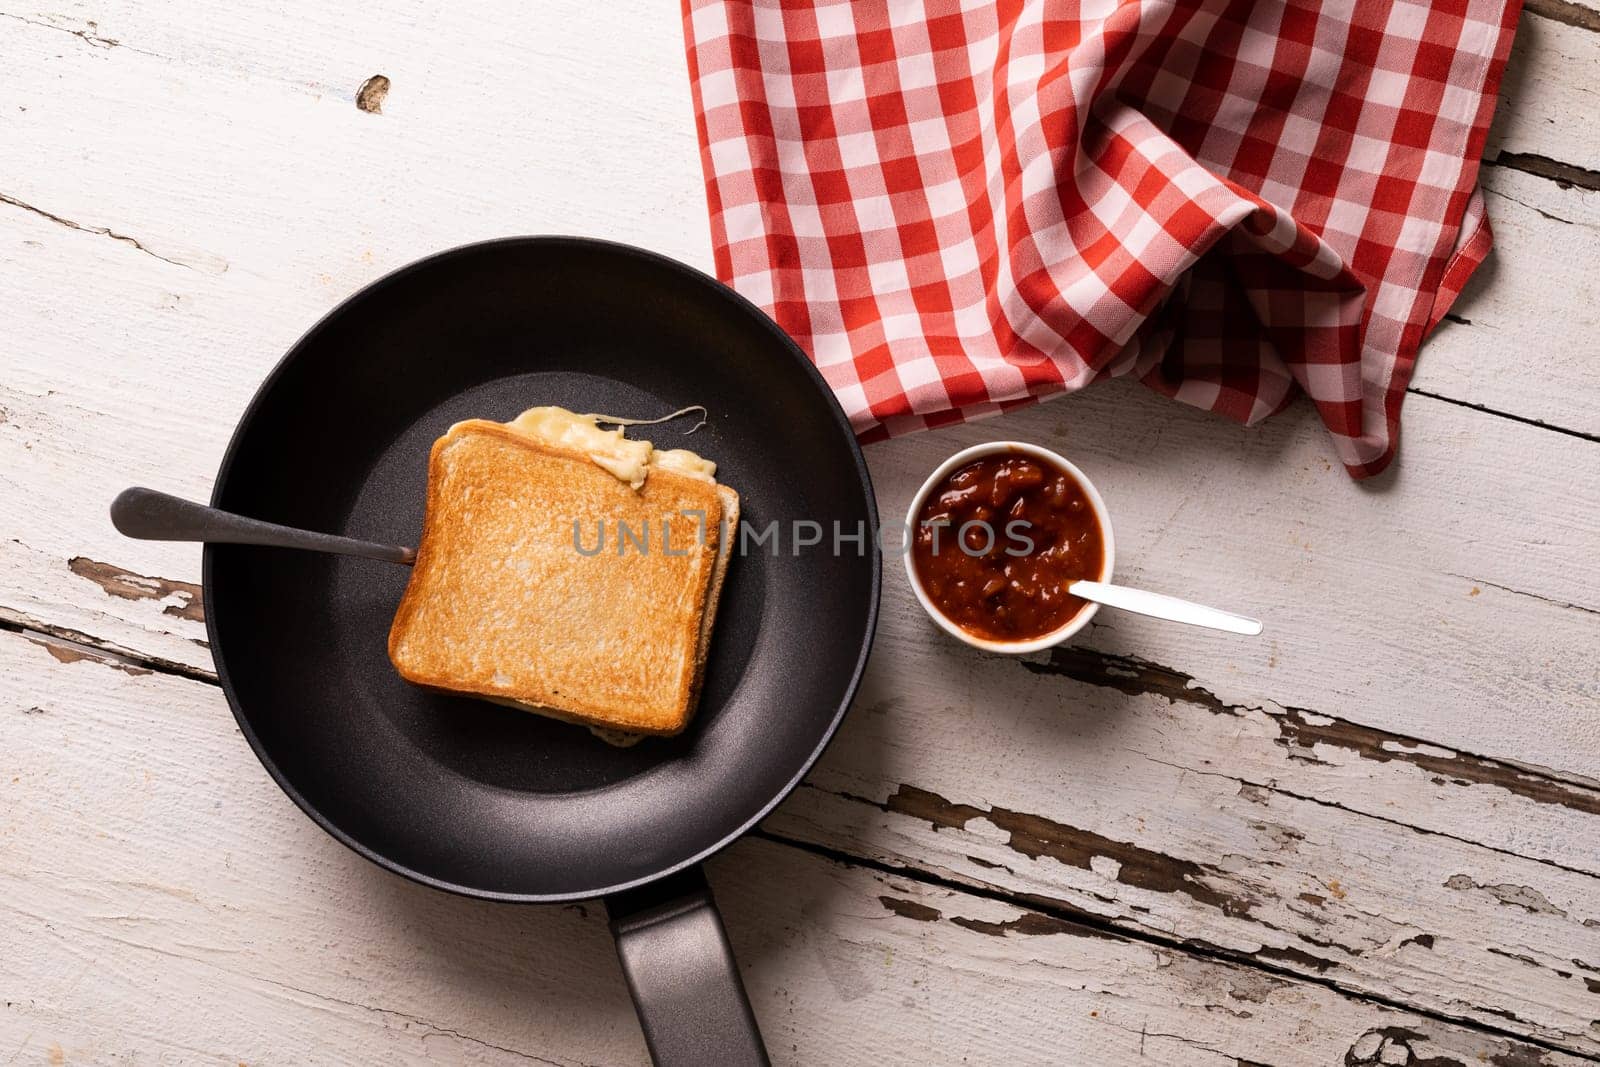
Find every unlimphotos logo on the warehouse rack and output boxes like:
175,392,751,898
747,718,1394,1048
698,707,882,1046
571,514,1037,558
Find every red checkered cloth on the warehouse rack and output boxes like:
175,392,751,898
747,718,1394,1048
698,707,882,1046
681,0,1521,477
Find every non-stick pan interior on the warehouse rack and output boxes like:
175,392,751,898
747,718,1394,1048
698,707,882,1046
206,239,878,900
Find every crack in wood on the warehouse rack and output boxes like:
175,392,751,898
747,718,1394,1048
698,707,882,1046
0,192,227,273
876,892,1106,940
258,973,570,1065
24,632,152,677
1522,0,1600,33
0,11,125,50
1482,181,1595,230
1253,942,1338,974
1473,1003,1545,1030
1274,923,1361,958
1276,709,1600,819
1103,1017,1234,1059
1488,947,1551,972
1422,384,1600,445
68,556,204,623
1021,644,1240,715
1148,752,1600,885
1446,572,1600,618
1491,149,1600,192
885,784,1259,918
1023,644,1600,818
0,612,215,683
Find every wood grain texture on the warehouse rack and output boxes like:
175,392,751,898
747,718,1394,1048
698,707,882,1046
7,380,1600,1050
1,630,1587,1067
1415,2,1600,436
1490,5,1600,177
1415,167,1600,439
3,0,1599,1061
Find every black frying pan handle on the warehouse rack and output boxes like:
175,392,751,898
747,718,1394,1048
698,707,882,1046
606,866,769,1066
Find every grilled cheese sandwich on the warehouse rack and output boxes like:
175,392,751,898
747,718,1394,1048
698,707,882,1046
387,406,738,740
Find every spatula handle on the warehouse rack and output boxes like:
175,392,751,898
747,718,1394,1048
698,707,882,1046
111,487,415,565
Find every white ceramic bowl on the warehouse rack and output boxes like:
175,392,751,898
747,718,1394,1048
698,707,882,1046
902,441,1115,654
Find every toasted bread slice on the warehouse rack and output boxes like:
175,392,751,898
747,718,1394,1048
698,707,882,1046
388,419,738,736
501,478,738,744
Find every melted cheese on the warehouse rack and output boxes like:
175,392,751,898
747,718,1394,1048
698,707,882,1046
506,406,653,488
653,447,717,482
499,405,715,489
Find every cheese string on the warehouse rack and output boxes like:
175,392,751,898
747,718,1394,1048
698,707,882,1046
585,405,708,435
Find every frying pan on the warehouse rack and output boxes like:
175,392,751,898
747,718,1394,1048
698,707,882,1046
201,238,880,1065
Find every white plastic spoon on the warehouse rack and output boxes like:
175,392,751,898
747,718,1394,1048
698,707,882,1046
1067,579,1263,636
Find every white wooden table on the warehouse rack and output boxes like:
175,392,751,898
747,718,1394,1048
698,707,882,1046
3,2,1598,1063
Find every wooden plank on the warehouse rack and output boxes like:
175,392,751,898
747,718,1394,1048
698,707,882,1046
772,678,1600,1050
6,354,1596,779
744,389,1600,1052
1,0,1598,450
6,181,1600,1047
1492,3,1600,177
1416,169,1600,439
2,152,1597,773
0,0,711,670
1,0,1597,680
0,630,1584,1067
7,385,1600,1049
1398,1,1600,436
5,0,1600,1056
